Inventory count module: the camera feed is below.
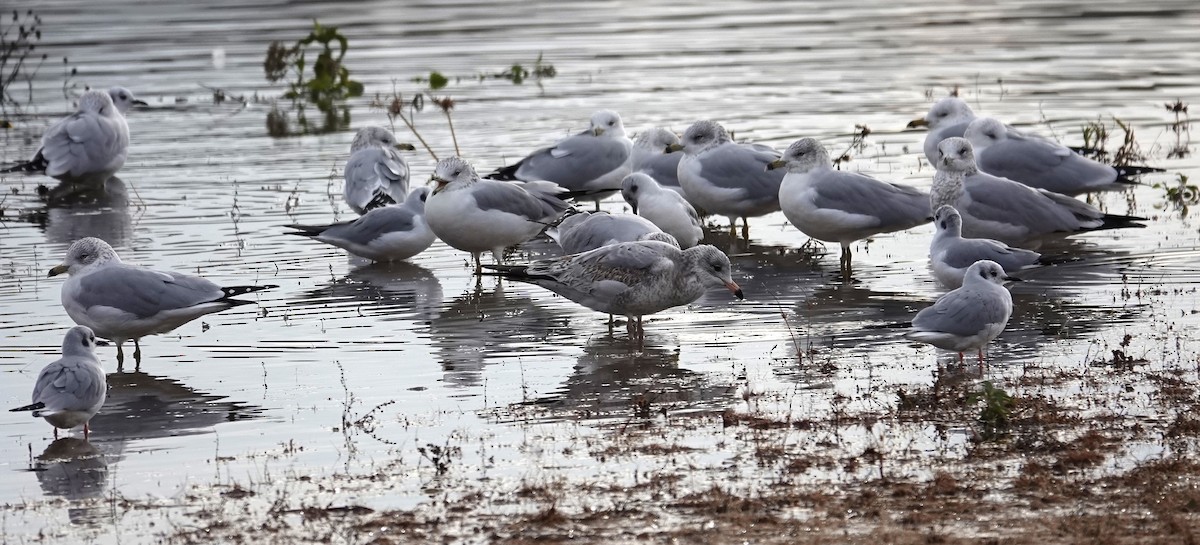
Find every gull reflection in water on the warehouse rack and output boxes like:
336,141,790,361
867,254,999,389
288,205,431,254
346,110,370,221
87,370,263,443
32,438,108,525
42,176,134,247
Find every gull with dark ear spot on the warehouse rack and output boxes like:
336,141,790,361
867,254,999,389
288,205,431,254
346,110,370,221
106,86,148,114
905,260,1018,365
965,117,1162,195
2,89,131,185
285,187,436,263
426,156,572,273
631,127,685,193
47,238,277,368
770,138,931,279
343,126,415,214
908,96,977,166
483,241,742,338
9,326,107,440
930,205,1040,289
620,173,704,248
675,120,785,240
488,110,633,209
931,137,1145,245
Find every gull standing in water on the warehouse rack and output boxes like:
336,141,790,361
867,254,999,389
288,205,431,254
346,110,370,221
343,126,414,214
484,241,743,337
3,89,141,185
48,238,276,367
965,117,1160,195
620,172,703,248
770,138,931,277
9,326,107,439
673,120,784,240
426,157,572,273
286,187,436,263
929,205,1040,289
489,110,633,208
905,260,1018,364
931,138,1144,245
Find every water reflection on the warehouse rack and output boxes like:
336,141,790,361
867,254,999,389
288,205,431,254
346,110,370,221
88,370,263,443
33,438,108,525
429,281,574,388
298,261,445,322
41,176,134,247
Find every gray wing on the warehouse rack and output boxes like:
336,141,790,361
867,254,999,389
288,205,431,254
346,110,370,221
960,173,1086,232
977,134,1115,194
912,288,1010,337
633,152,682,187
940,238,1040,271
530,241,676,291
473,180,570,222
558,214,660,254
514,134,630,190
31,358,105,412
696,143,785,205
74,265,225,318
322,205,417,245
810,171,932,230
344,147,410,212
41,112,125,178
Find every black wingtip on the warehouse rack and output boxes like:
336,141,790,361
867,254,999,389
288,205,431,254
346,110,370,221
220,285,278,299
487,161,523,181
362,192,397,212
282,223,328,237
10,401,46,412
1114,165,1165,178
1,153,48,174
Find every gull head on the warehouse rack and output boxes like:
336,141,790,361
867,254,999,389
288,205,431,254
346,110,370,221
49,237,120,277
62,326,99,357
404,186,431,212
430,156,479,195
767,138,829,173
620,172,661,213
350,126,412,153
589,110,626,138
107,86,147,114
909,96,975,129
686,245,743,300
936,137,977,173
963,117,1007,151
77,90,117,116
677,120,731,155
634,127,680,153
964,259,1020,287
933,204,963,236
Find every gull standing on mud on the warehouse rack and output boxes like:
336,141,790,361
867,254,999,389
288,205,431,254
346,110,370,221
342,126,414,214
770,138,931,276
929,205,1040,289
2,88,142,185
48,237,276,366
484,241,743,336
489,110,633,208
551,211,671,255
620,173,704,248
426,157,572,273
631,127,685,193
9,326,107,439
964,117,1160,195
908,96,978,166
674,120,785,240
931,138,1144,245
286,187,436,263
905,260,1018,364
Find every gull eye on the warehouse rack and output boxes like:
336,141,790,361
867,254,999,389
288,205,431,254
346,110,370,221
713,264,723,272
420,193,428,202
959,146,968,155
453,169,462,177
119,93,128,100
938,111,948,117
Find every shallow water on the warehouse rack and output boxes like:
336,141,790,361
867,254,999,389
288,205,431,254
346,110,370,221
1,0,1198,539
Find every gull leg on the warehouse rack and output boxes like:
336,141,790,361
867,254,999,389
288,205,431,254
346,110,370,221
54,428,59,440
84,423,90,440
594,199,602,212
115,342,125,372
133,339,142,370
728,217,738,240
977,348,986,366
839,244,854,282
741,217,750,241
472,252,483,275
957,352,965,365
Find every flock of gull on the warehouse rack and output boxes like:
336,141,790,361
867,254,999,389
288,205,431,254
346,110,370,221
3,88,1160,439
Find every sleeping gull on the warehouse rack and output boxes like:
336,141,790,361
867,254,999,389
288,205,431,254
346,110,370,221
908,96,977,166
484,241,743,336
343,126,414,214
489,110,633,208
551,211,669,255
9,326,107,439
905,260,1018,364
930,205,1040,289
426,156,572,273
48,237,276,367
931,138,1144,245
3,89,139,185
620,172,704,248
286,187,436,263
770,138,931,276
631,127,684,193
673,120,784,240
965,117,1161,195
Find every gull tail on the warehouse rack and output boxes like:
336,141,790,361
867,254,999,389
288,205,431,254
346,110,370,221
1090,213,1147,232
218,285,278,305
1,150,48,174
480,264,556,283
284,222,345,237
487,160,524,181
10,401,46,413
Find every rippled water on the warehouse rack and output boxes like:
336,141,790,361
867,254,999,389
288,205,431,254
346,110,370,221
1,0,1198,538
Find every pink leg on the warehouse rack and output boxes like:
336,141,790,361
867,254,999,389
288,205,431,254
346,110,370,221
957,352,964,365
84,423,90,440
977,348,985,365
